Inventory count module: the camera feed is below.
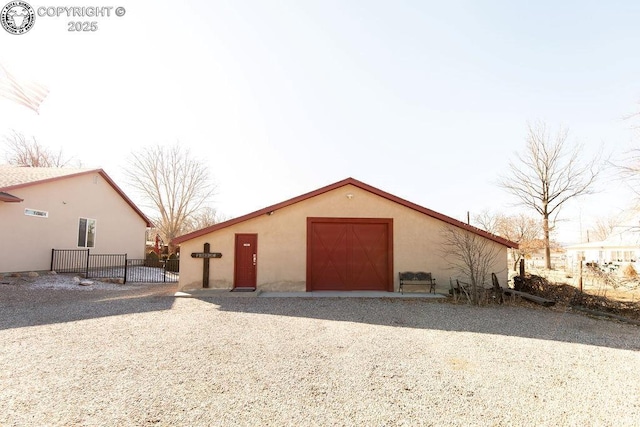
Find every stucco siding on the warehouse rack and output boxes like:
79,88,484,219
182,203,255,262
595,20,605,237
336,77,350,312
178,184,509,291
0,173,147,273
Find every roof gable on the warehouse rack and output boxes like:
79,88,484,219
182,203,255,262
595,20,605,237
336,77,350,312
173,177,517,248
0,165,152,227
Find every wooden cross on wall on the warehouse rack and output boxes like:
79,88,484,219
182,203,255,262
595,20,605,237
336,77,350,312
190,243,222,288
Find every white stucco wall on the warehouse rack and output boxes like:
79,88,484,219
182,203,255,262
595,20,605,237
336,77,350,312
177,184,508,292
0,173,148,273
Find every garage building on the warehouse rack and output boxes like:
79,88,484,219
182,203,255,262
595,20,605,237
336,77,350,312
173,178,516,292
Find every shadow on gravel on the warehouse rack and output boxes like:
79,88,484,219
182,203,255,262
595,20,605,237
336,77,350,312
193,297,640,351
0,284,177,330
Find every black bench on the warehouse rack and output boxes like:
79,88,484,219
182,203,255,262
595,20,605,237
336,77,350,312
399,272,436,294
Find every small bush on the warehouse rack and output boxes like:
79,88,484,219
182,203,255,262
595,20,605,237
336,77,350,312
145,251,161,267
166,253,179,272
623,264,638,279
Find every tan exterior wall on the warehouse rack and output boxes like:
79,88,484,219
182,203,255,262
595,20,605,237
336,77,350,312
0,173,147,273
178,184,508,292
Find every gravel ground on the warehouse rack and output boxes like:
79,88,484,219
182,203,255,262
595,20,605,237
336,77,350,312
1,275,639,426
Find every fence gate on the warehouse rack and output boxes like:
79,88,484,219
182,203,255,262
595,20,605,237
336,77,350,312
125,258,179,283
51,249,179,284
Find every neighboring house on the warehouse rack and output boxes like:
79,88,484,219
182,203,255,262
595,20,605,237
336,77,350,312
173,178,517,292
565,225,640,272
0,165,152,274
523,240,566,270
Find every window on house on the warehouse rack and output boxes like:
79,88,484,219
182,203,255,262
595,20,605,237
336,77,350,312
611,251,621,262
78,218,96,248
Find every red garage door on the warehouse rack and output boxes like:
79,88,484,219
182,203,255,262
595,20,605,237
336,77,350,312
307,218,393,291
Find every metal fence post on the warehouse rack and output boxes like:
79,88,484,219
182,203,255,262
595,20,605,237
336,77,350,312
123,254,128,284
85,249,90,278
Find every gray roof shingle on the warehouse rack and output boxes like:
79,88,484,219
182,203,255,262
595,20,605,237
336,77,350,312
0,165,96,189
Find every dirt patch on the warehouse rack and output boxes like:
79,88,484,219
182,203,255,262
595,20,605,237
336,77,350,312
513,274,640,322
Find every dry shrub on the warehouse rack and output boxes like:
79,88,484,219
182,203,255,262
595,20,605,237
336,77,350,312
623,264,638,279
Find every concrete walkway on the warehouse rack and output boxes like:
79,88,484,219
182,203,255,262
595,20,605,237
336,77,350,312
175,289,446,299
260,291,445,298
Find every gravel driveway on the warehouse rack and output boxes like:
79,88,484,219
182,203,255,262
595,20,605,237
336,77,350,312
1,277,639,426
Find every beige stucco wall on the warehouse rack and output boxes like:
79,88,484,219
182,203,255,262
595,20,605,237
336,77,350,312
178,184,508,292
0,173,148,273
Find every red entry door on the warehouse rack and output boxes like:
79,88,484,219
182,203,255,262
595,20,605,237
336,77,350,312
234,234,257,289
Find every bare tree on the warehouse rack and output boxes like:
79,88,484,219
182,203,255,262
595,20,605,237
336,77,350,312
440,226,502,305
3,130,75,167
499,121,602,269
506,214,544,270
124,143,217,254
183,206,227,234
474,211,541,271
623,102,640,131
616,148,640,198
590,214,621,241
473,210,500,234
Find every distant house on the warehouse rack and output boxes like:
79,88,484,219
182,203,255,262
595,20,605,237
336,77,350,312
565,226,640,272
522,239,566,270
0,165,152,274
173,178,517,292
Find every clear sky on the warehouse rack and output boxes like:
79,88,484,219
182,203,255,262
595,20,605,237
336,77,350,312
2,0,639,244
